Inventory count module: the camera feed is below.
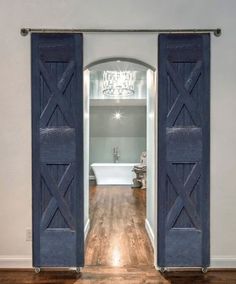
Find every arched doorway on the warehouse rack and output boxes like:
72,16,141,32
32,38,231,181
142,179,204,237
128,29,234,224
83,57,157,267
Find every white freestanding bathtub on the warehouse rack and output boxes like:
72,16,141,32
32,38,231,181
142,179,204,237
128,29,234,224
91,163,138,185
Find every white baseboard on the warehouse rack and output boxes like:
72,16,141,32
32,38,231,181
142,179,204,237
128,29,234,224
156,258,236,269
84,218,90,240
0,255,32,268
145,218,154,249
211,257,236,268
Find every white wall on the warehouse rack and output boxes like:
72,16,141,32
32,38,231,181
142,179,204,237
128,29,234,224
146,70,156,252
83,70,90,239
0,0,236,268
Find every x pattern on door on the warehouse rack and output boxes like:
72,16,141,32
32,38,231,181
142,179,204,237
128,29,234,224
166,60,202,127
166,162,201,230
40,164,75,231
39,59,75,128
39,58,76,231
166,59,202,231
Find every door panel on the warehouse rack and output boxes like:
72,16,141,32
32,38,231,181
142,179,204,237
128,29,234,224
158,34,210,267
32,34,84,267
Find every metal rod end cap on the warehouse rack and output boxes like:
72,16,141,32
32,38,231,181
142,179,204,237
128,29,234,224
21,28,29,36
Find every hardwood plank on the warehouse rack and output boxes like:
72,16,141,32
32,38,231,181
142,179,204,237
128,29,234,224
85,185,153,266
1,268,236,283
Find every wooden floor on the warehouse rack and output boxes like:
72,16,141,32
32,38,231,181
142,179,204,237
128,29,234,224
85,185,153,266
1,185,236,283
1,268,236,284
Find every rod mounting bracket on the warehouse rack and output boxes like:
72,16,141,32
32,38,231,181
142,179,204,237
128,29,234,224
21,28,29,37
214,28,222,37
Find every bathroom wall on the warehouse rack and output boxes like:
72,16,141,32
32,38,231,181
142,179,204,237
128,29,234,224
146,71,156,250
90,106,146,169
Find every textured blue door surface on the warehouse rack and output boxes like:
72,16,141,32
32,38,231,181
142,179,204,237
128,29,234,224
32,34,84,267
158,34,210,267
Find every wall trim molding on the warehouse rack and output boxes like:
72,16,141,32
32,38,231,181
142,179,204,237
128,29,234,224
145,218,154,249
84,218,90,240
211,257,236,268
0,255,32,268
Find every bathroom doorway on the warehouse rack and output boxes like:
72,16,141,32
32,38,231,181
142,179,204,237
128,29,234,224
84,58,156,266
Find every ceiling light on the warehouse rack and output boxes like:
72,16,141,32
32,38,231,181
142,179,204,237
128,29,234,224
113,111,122,120
103,71,135,97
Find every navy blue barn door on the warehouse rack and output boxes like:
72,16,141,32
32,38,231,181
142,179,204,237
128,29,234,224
32,34,84,267
158,34,210,267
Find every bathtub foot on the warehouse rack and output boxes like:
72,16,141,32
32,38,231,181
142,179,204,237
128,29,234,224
131,178,142,188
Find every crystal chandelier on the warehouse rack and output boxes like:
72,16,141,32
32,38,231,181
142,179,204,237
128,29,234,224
102,71,135,97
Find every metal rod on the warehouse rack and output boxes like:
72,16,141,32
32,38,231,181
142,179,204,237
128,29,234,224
20,28,222,37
